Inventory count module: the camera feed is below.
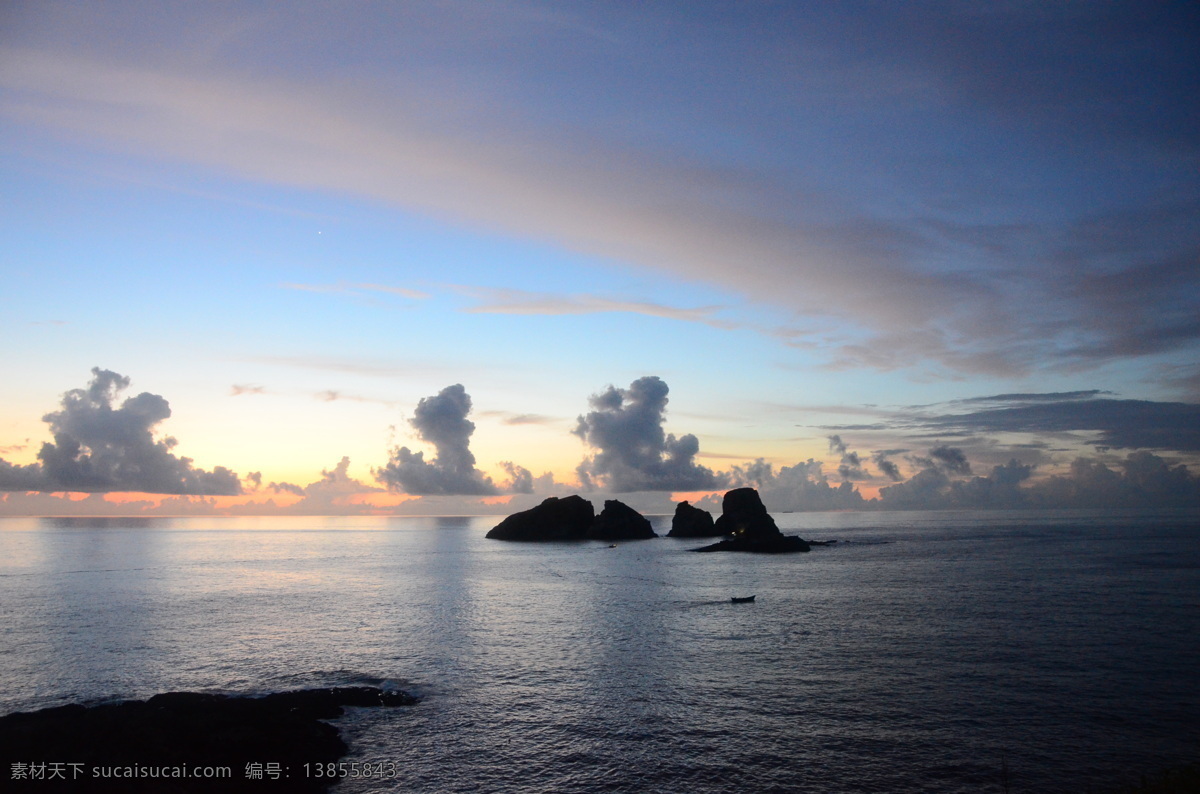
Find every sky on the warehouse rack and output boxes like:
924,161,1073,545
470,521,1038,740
1,1,1198,516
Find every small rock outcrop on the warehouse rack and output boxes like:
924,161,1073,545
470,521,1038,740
693,487,810,553
668,501,718,537
0,687,416,792
588,499,656,540
693,534,811,553
486,495,595,541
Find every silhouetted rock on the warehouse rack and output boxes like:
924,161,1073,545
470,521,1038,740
0,686,416,792
713,487,781,538
693,488,810,553
588,499,656,540
692,535,811,553
668,500,718,537
486,495,595,541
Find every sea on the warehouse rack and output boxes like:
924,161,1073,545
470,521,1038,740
1,509,1197,793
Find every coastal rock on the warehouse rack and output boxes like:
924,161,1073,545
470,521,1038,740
588,499,656,540
486,495,595,541
0,686,416,792
712,487,781,538
693,535,811,553
667,501,718,537
693,487,810,553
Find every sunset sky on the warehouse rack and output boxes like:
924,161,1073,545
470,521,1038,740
2,1,1197,516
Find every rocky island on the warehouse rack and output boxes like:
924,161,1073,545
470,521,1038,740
486,489,810,551
588,499,656,540
486,495,656,541
667,500,718,537
0,686,416,792
692,487,811,553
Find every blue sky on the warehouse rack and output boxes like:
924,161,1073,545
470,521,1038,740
1,1,1198,515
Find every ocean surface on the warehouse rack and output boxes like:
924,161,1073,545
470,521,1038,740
1,509,1198,793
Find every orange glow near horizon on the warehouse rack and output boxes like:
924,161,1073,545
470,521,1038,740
53,491,95,502
670,490,723,504
347,492,421,508
855,484,883,501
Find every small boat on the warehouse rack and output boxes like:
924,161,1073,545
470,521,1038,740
731,595,756,603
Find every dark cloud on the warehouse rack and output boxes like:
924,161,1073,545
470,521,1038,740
375,384,499,495
872,453,903,482
955,391,1112,404
0,368,241,495
574,376,727,492
920,399,1200,452
499,461,533,494
828,435,869,481
903,3,1200,155
876,451,1200,510
929,445,972,476
1045,204,1200,366
728,457,775,489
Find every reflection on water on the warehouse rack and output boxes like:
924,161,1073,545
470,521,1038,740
1,511,1198,792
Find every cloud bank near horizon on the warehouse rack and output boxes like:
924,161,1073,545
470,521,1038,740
2,370,1199,513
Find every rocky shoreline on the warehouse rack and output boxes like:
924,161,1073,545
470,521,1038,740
0,686,417,792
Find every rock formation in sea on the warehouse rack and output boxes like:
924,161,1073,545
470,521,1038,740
693,487,811,553
667,500,718,537
0,686,416,792
712,487,780,537
485,494,595,541
588,499,656,540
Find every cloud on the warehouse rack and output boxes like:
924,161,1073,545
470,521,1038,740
810,392,1200,459
2,3,1195,385
827,434,870,481
230,384,265,396
876,451,1200,510
953,390,1113,405
7,3,1195,379
453,286,738,330
478,411,559,426
828,435,849,456
574,376,727,492
919,398,1200,453
282,456,385,511
0,368,241,495
499,461,533,494
375,384,499,495
928,445,972,476
872,453,903,481
726,458,866,512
